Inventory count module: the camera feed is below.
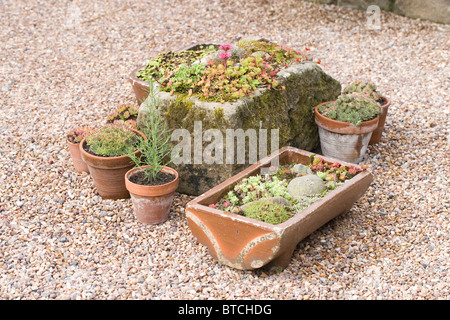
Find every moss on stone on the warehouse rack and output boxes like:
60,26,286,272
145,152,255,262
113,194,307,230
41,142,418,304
163,94,229,131
238,89,291,147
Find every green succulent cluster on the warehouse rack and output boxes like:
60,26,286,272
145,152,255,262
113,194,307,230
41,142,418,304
106,104,138,123
162,62,206,95
136,45,218,83
208,155,367,223
193,54,281,102
318,93,382,126
85,124,139,157
136,40,308,103
236,40,306,69
343,80,382,101
209,174,293,214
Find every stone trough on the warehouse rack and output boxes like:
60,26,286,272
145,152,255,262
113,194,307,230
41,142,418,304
130,43,341,195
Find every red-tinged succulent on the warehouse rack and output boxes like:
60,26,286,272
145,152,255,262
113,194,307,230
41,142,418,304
219,43,233,51
67,126,94,144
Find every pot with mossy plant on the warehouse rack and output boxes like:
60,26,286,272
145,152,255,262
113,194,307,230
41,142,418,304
185,146,373,271
66,126,94,173
105,104,139,129
125,78,179,225
342,80,391,144
314,93,382,163
80,123,146,199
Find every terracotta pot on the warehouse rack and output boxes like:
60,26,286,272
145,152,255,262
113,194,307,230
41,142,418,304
369,96,391,144
125,166,179,224
79,129,145,200
314,102,379,163
66,127,91,173
185,146,373,271
128,65,149,105
67,139,89,173
128,43,220,104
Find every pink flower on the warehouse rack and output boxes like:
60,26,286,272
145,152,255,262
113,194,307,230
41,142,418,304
219,51,231,60
220,43,232,51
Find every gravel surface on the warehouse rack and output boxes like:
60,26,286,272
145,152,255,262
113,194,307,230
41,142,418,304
0,0,448,300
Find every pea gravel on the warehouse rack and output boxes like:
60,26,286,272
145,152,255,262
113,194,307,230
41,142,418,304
0,0,448,300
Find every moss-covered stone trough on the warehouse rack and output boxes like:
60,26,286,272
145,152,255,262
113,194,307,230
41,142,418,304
131,40,341,195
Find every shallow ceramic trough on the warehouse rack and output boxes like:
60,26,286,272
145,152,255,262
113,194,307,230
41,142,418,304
185,146,373,271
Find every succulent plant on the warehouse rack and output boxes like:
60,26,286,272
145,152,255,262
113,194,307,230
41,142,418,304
207,155,366,224
136,40,311,103
106,104,138,127
318,93,382,126
84,124,140,157
67,126,94,144
136,45,218,84
343,80,382,102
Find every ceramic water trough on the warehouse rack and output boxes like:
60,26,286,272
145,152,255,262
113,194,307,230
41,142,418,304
185,146,373,271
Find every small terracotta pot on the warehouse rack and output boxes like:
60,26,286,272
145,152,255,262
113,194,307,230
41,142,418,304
369,96,391,144
66,127,91,173
125,166,179,224
314,102,379,163
67,140,89,173
80,129,145,200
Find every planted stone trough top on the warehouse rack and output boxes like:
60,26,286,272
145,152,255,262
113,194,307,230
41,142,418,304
129,39,341,195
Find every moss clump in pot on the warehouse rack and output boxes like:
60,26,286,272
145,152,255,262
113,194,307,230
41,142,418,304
243,200,293,225
318,93,382,126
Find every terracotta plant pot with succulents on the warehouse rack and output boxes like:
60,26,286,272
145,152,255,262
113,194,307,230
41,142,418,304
66,126,93,173
125,77,179,224
343,80,391,144
314,93,382,163
185,146,373,271
80,124,146,200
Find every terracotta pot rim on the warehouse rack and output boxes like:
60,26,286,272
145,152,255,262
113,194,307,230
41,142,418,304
79,128,145,162
380,96,391,108
125,165,179,197
314,102,379,135
67,139,80,146
129,65,149,87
